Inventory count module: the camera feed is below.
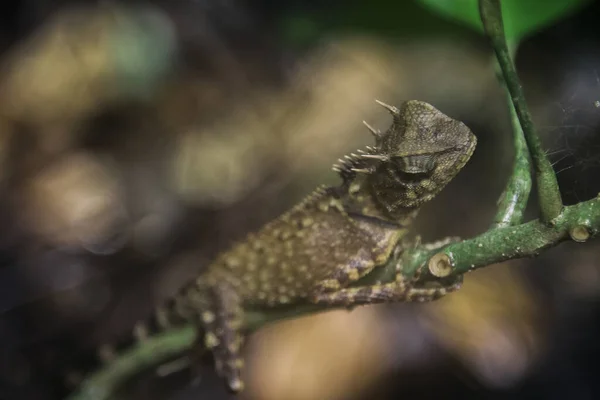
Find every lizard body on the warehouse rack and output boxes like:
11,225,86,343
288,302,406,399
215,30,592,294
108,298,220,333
100,100,476,393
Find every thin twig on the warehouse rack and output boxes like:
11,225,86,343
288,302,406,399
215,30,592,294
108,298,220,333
492,87,532,228
479,0,563,222
410,195,600,279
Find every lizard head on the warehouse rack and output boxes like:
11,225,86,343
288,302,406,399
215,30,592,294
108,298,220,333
357,100,477,213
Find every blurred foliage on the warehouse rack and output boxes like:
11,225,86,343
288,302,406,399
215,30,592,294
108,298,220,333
278,0,592,49
108,5,177,100
277,0,479,49
417,0,591,41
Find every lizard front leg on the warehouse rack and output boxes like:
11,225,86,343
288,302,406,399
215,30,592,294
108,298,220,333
189,282,245,392
309,271,463,307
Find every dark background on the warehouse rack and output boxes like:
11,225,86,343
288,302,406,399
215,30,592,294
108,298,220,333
1,1,600,399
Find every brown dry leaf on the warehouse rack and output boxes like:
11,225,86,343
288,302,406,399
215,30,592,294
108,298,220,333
0,7,117,137
170,104,282,207
168,36,405,207
21,151,129,254
275,37,404,178
0,4,175,154
423,264,543,388
246,308,391,400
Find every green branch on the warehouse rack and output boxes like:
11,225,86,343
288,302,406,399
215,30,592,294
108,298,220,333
446,196,597,273
67,328,196,400
492,78,532,228
479,0,563,223
67,193,600,400
413,196,599,280
490,36,531,228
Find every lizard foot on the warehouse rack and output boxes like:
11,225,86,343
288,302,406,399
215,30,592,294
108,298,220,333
310,273,463,307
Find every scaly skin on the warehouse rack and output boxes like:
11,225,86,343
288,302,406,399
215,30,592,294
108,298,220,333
101,100,477,393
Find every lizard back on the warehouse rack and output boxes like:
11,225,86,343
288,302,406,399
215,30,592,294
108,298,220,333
189,185,406,306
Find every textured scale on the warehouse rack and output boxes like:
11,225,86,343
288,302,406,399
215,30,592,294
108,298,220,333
96,100,477,393
202,187,404,305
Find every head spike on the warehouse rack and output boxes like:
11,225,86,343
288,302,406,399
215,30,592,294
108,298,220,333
362,120,381,137
351,168,373,174
375,99,400,115
361,154,389,161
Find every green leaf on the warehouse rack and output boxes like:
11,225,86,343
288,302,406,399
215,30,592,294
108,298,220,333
416,0,591,41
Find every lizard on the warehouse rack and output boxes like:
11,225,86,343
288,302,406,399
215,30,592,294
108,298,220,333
95,99,477,393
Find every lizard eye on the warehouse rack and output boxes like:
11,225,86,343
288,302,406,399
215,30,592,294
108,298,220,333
393,154,436,175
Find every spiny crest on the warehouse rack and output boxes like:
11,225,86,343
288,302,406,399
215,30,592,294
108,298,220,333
252,185,332,234
331,146,382,183
288,185,331,214
331,99,400,182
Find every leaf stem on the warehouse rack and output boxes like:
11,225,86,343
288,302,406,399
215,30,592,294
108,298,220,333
493,75,532,228
479,0,563,222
